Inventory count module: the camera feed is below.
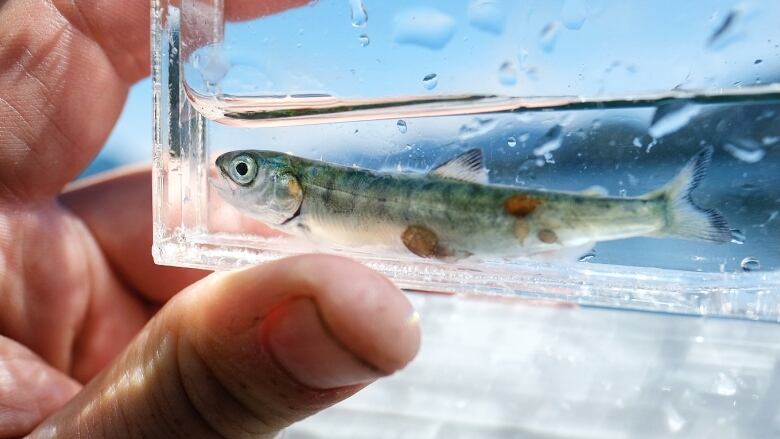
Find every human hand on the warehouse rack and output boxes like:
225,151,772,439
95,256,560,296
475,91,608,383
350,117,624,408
0,1,421,437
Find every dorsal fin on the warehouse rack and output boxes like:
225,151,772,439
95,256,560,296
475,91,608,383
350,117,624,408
429,148,488,184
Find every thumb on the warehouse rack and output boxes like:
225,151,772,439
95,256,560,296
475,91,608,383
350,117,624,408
31,255,421,438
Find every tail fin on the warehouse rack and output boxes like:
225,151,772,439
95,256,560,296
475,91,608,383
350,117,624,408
642,147,732,243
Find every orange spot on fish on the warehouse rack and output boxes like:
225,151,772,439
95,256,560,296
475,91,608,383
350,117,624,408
504,194,543,218
402,225,441,258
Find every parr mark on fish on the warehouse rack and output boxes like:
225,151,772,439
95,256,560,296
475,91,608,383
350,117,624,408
504,194,543,218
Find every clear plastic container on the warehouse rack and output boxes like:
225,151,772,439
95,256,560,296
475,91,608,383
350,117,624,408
152,1,780,435
153,0,779,320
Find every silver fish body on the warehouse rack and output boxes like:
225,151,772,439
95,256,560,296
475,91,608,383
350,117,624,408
215,148,731,260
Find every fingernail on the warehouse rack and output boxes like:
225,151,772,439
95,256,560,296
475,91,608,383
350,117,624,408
261,298,384,390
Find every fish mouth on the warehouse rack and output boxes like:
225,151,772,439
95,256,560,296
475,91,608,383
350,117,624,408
210,170,238,199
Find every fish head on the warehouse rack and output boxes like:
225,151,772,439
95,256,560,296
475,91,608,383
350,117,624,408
215,150,303,225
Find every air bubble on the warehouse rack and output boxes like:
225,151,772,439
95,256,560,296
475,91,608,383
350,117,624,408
539,21,562,52
397,120,408,133
422,73,439,90
740,257,760,272
533,125,564,157
507,137,517,147
359,34,370,46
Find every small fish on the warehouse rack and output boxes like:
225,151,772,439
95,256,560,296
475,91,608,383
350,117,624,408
214,147,731,261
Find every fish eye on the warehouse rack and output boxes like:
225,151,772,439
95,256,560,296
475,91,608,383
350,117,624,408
229,155,257,185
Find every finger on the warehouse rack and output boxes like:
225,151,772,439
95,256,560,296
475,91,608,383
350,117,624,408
0,0,310,200
225,0,311,21
0,194,154,382
33,255,421,438
60,166,209,303
0,336,81,438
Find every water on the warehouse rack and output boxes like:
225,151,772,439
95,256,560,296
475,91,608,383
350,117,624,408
191,89,780,275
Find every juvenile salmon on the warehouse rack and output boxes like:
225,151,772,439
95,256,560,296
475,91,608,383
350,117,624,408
215,147,731,260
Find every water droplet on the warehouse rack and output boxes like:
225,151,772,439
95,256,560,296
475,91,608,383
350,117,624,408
467,0,505,35
507,136,517,147
741,257,760,272
498,61,517,86
730,229,745,245
459,118,498,140
648,102,701,139
561,0,589,30
191,44,230,87
349,0,368,28
714,372,738,396
539,21,562,53
397,120,408,133
422,73,438,90
393,7,456,50
578,252,596,262
358,34,370,46
708,8,741,49
533,125,564,157
723,138,766,163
